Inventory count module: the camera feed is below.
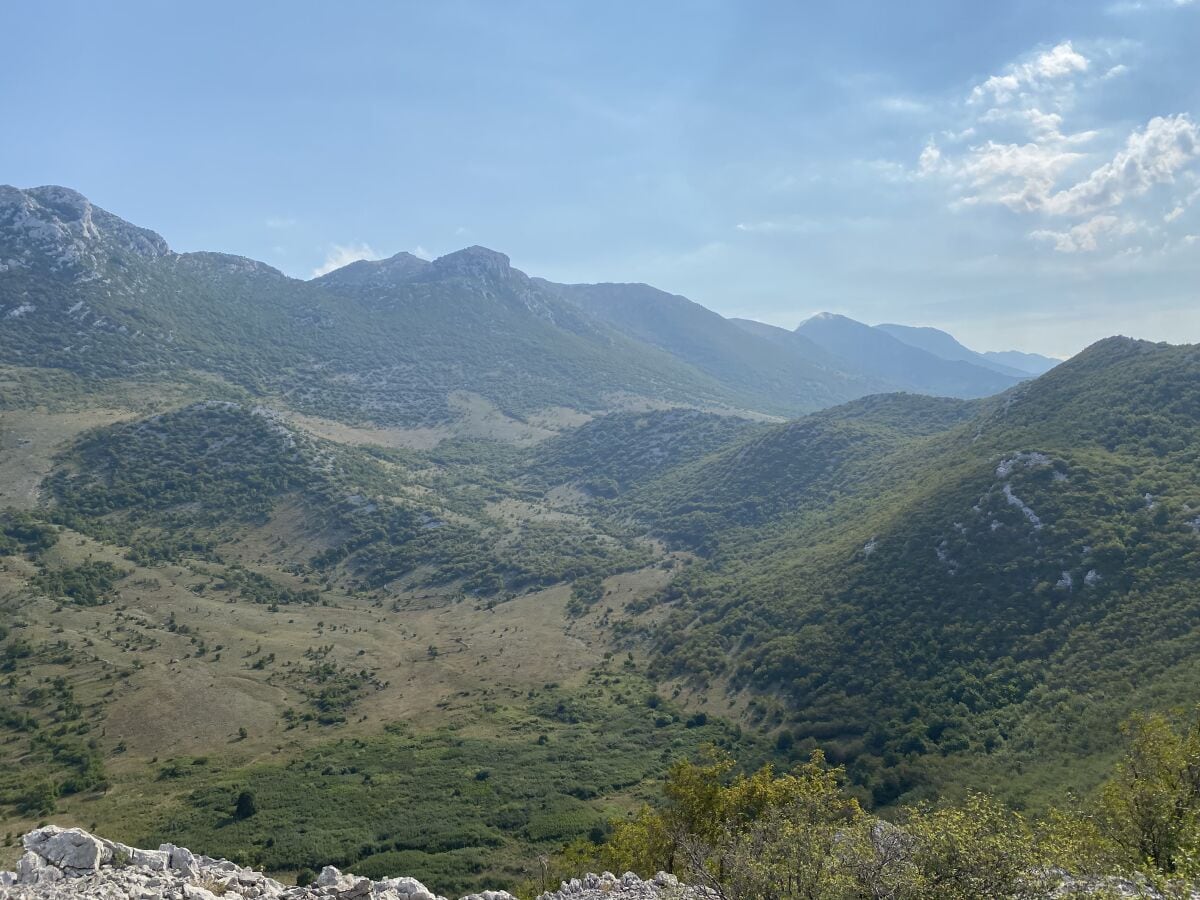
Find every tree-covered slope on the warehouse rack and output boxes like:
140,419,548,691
43,402,651,595
618,393,978,548
527,408,764,498
617,338,1200,805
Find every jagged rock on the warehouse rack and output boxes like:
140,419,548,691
16,850,63,885
163,844,201,878
23,826,110,874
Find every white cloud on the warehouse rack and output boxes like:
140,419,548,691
906,33,1200,263
918,142,943,176
1030,214,1137,252
311,242,379,278
1162,180,1200,221
413,245,433,260
930,138,1087,212
969,42,1089,106
1043,114,1200,215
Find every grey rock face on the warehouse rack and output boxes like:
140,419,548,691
0,184,170,277
22,827,109,875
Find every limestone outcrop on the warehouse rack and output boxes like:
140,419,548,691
0,826,700,900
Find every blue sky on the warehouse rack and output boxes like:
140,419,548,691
4,1,1198,357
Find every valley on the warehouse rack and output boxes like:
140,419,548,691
1,185,1198,895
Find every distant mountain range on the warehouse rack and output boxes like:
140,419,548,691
1,185,1052,423
875,322,1060,376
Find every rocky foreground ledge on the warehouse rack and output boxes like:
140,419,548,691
0,826,695,900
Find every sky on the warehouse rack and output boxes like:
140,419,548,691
3,1,1199,357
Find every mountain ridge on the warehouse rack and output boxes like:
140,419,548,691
2,185,1047,430
795,312,1024,398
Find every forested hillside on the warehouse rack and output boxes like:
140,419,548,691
609,337,1200,806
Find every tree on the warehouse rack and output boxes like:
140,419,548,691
234,789,258,820
1099,708,1200,876
897,793,1049,900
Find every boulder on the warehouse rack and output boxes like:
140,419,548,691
317,865,345,888
23,825,110,873
131,847,171,871
161,843,201,878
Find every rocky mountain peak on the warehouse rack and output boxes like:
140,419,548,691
312,250,432,289
0,184,170,278
430,245,512,280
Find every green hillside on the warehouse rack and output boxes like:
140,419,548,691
613,338,1200,806
528,408,763,497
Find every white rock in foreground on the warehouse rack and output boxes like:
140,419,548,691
1,825,453,900
0,826,709,900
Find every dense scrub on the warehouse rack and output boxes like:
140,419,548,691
612,340,1200,807
558,707,1200,899
139,673,759,894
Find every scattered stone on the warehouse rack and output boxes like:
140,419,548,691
1,826,455,900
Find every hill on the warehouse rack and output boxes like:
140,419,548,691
527,408,763,497
3,182,1197,892
610,337,1200,806
0,394,760,890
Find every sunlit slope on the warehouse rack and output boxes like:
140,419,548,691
618,338,1200,804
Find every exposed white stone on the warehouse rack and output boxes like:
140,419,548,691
995,451,1051,479
23,826,110,873
1002,483,1043,530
